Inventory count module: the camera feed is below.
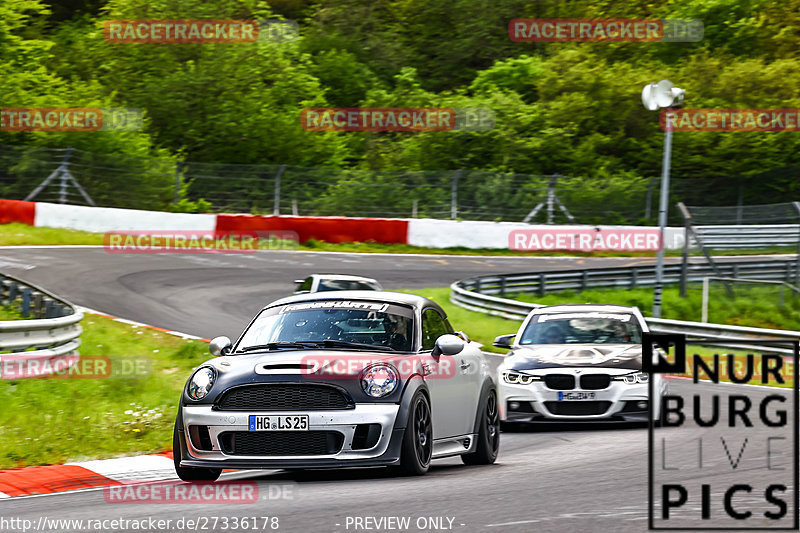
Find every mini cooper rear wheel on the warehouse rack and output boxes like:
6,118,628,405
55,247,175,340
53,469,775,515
173,420,222,482
462,389,499,465
397,391,433,476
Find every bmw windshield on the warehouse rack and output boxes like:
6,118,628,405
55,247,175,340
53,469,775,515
519,312,642,345
235,300,415,352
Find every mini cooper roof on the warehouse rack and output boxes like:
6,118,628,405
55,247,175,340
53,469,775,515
264,290,447,316
530,304,640,315
312,274,380,282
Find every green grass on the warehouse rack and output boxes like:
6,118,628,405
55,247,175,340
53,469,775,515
0,313,211,469
0,305,25,320
0,223,105,246
511,285,800,331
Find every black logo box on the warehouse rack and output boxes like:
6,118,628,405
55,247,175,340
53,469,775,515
644,333,800,531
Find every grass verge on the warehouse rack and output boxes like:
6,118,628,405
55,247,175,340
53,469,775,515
0,311,210,469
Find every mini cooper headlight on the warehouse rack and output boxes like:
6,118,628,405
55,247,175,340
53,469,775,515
187,367,216,400
613,371,649,384
360,364,399,398
502,371,540,385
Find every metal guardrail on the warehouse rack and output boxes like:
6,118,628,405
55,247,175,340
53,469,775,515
0,273,83,358
456,259,799,298
691,225,800,249
451,257,800,354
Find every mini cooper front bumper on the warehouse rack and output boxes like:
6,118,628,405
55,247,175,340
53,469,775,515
177,403,406,469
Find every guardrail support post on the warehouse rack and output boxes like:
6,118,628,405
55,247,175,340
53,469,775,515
21,288,31,317
539,274,546,297
582,270,589,292
499,277,506,298
630,269,637,289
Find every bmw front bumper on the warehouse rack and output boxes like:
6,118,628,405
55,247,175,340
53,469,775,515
499,375,662,422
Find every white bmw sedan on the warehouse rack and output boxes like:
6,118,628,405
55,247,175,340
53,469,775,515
496,304,666,427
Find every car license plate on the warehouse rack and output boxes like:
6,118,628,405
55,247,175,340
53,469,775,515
248,415,309,431
558,392,596,401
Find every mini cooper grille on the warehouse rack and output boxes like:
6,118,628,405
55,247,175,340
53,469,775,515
579,375,611,390
543,374,575,390
544,401,612,416
216,384,350,411
219,431,344,456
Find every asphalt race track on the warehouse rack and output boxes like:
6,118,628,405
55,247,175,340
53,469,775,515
0,247,793,532
0,247,679,339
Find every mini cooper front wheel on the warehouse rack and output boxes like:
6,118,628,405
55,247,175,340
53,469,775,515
173,420,222,482
397,391,433,476
462,388,499,465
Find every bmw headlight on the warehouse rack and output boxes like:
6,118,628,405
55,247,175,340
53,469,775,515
187,367,216,400
613,371,649,384
502,371,541,385
360,364,399,398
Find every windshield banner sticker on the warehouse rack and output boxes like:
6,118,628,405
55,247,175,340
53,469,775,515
279,301,390,313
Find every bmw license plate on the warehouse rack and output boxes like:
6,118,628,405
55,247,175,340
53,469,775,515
248,415,309,431
558,392,596,401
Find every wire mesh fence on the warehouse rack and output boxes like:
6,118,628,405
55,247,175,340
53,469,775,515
0,143,795,224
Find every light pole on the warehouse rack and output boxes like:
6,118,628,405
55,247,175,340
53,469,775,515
642,80,685,318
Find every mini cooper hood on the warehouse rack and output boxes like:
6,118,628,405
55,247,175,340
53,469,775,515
250,350,401,374
507,344,642,371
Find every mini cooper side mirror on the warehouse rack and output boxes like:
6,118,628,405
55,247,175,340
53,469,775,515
493,334,516,350
432,334,465,356
209,336,232,356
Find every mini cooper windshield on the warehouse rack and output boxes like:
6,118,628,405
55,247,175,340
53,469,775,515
236,300,415,352
519,312,642,345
